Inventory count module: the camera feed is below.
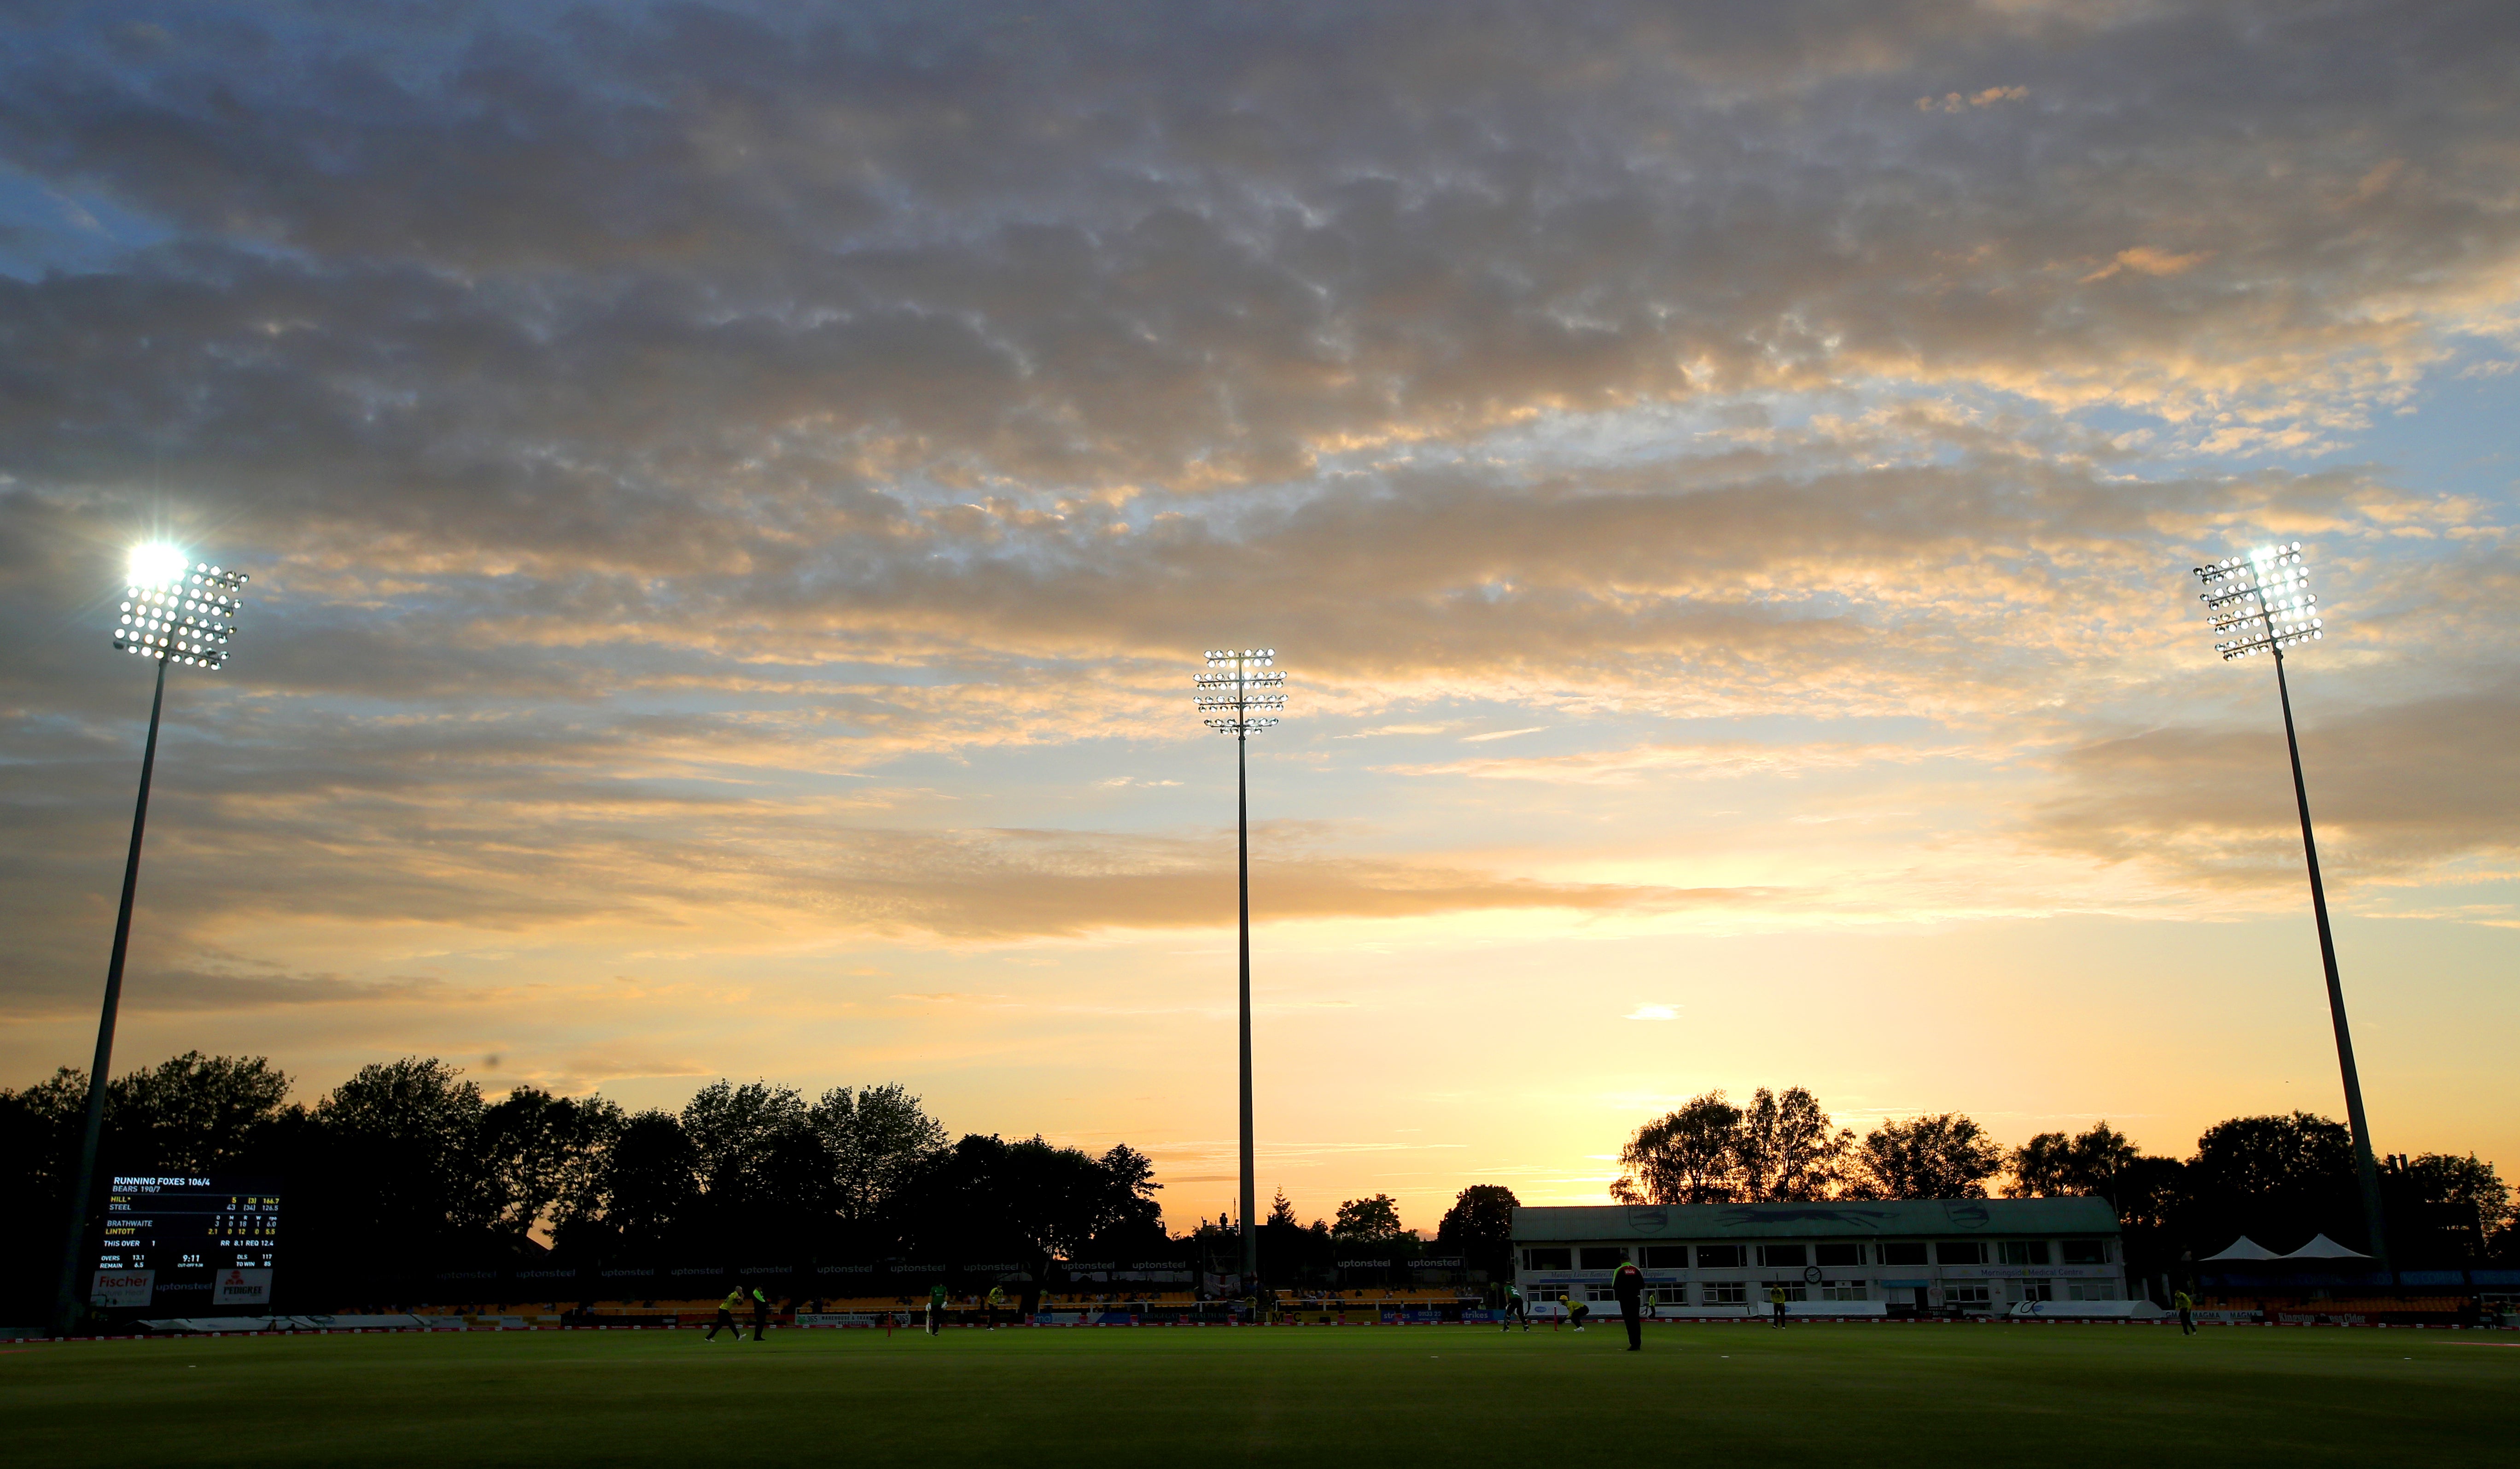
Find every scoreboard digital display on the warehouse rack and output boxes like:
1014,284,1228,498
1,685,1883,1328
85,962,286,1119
93,1176,282,1306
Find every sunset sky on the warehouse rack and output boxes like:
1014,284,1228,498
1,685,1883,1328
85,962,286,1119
3,0,2515,1236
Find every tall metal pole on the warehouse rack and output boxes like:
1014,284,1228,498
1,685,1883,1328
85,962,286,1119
49,655,169,1337
1193,648,1282,1293
2271,646,2390,1270
1237,726,1257,1288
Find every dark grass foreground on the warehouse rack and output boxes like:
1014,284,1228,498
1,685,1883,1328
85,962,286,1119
3,1323,2513,1467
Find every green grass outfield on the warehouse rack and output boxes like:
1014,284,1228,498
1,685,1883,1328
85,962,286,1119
4,1323,2514,1467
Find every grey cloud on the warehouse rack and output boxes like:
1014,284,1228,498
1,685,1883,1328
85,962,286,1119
0,948,443,1018
0,726,1767,1011
2,0,2515,523
3,0,2517,1027
2027,688,2520,887
0,428,2479,783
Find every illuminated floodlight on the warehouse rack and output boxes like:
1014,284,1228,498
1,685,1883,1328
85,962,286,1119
1194,648,1286,734
2195,541,2322,660
53,546,250,1337
112,558,248,670
1187,645,1291,1293
2184,539,2387,1271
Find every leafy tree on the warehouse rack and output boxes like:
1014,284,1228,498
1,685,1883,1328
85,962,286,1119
0,1068,88,1320
1255,1187,1339,1283
573,1109,701,1258
811,1083,948,1226
2009,1131,2082,1198
681,1082,814,1209
2183,1112,2359,1252
2108,1154,2188,1232
313,1056,494,1240
478,1088,625,1247
1332,1193,1407,1243
277,1055,513,1302
2190,1113,2351,1201
680,1080,826,1258
2381,1153,2512,1265
1849,1114,2004,1200
1435,1185,1519,1271
2006,1121,2141,1200
2078,1123,2141,1183
1737,1087,1853,1201
1009,1138,1161,1260
892,1134,1165,1279
106,1052,295,1175
1096,1144,1164,1238
1612,1091,1743,1204
0,1067,85,1173
1610,1086,1849,1203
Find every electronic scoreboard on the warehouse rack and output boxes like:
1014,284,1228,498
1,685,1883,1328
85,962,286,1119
92,1175,282,1309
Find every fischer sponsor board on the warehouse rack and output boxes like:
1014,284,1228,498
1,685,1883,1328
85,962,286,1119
91,1270,156,1307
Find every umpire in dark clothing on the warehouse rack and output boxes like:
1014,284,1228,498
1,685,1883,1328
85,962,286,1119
1612,1260,1646,1351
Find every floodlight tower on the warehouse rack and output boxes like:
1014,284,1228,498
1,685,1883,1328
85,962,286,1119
1193,648,1286,1289
2193,541,2388,1269
49,546,247,1337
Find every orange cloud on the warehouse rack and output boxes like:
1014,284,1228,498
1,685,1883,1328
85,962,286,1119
2081,246,2217,284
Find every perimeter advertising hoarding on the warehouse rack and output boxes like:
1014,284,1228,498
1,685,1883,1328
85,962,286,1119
213,1268,274,1305
90,1270,154,1307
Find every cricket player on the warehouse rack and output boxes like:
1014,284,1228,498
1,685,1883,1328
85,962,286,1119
706,1287,744,1341
1559,1292,1588,1332
1501,1282,1528,1331
928,1282,949,1335
1613,1260,1645,1351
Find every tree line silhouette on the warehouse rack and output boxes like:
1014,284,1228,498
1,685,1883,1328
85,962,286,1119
0,1053,1169,1316
1610,1085,2516,1275
9,1059,2509,1319
1,1052,1538,1316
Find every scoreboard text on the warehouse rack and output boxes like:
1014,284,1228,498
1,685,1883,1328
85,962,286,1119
97,1175,282,1275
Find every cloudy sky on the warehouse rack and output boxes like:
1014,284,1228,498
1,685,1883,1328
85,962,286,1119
4,0,2515,1234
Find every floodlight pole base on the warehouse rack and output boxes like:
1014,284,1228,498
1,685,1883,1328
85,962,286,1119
49,655,168,1337
2272,647,2391,1271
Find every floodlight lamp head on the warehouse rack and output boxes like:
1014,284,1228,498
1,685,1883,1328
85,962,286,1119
2193,542,2325,662
1190,645,1289,734
113,558,248,671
